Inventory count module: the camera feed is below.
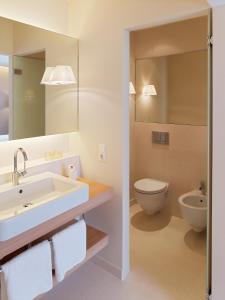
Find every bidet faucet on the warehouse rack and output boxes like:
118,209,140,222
12,148,28,185
199,180,207,196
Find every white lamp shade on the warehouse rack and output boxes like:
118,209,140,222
129,82,136,95
40,67,55,85
143,84,157,96
41,65,77,85
51,65,76,85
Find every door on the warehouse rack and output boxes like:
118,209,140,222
12,55,45,139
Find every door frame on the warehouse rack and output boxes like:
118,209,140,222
122,8,212,297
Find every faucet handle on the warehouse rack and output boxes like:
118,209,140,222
20,170,27,177
199,180,206,195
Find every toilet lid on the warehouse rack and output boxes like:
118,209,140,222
134,178,168,194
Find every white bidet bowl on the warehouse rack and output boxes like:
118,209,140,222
178,190,207,232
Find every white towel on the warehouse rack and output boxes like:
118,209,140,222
51,220,86,283
1,241,53,300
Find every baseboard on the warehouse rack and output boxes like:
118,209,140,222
92,255,123,279
130,198,136,206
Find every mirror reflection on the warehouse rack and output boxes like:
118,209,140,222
131,16,208,126
135,50,208,126
0,17,79,141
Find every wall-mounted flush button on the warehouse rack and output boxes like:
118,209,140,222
152,131,169,145
98,144,107,161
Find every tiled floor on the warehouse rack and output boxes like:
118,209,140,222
43,203,206,300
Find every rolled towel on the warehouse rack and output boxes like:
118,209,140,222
1,241,53,300
51,220,86,283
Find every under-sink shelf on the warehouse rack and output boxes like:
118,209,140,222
0,178,112,299
0,221,109,266
0,224,109,300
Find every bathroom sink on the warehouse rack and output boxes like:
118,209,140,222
0,172,89,241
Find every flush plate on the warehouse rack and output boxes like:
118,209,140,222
152,131,169,145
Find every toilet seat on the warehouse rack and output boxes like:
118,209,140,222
134,178,168,195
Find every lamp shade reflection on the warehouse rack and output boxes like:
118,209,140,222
129,81,136,95
41,65,77,86
143,84,157,96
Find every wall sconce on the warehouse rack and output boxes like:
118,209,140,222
143,84,157,96
129,82,136,95
41,65,77,86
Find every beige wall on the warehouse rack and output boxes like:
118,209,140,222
135,57,168,123
135,50,208,125
0,18,13,54
68,0,209,278
168,50,208,125
132,16,208,58
134,123,208,217
133,16,208,126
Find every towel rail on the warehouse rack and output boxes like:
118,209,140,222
0,225,108,285
0,217,84,267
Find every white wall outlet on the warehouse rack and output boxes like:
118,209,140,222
98,144,106,161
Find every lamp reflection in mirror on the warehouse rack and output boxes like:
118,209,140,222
40,67,54,85
143,84,157,96
41,65,77,86
129,81,136,95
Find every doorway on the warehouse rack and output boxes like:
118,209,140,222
128,11,211,300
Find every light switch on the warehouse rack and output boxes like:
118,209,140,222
98,144,107,161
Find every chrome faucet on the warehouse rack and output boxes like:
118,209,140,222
12,148,28,185
199,180,207,196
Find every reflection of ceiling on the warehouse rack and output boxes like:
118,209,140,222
0,55,9,67
24,51,45,61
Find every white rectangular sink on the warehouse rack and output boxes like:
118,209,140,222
0,172,89,241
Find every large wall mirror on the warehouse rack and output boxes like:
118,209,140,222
132,15,208,127
135,50,208,126
0,16,78,142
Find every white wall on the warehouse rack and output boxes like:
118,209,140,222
0,1,73,167
0,0,68,33
212,4,225,300
68,0,209,279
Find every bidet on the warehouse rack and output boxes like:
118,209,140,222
178,190,207,232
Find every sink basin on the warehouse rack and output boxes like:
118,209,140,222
0,172,89,241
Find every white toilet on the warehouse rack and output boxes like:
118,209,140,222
134,178,169,215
